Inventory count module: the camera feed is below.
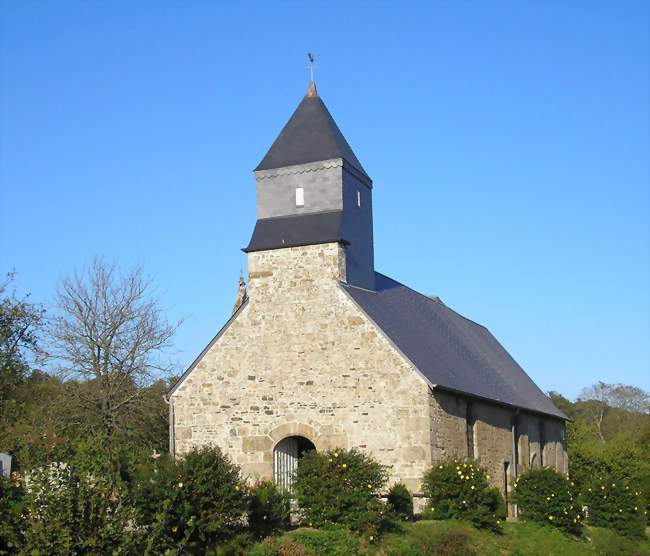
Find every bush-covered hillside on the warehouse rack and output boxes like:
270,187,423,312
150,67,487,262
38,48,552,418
248,520,650,556
1,268,649,555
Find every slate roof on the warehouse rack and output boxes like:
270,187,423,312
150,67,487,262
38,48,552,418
243,211,346,253
342,273,568,420
255,83,369,179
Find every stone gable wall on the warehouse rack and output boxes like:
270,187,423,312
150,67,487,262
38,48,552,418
171,242,432,485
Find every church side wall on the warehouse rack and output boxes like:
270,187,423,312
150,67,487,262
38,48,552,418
429,390,567,502
170,242,432,488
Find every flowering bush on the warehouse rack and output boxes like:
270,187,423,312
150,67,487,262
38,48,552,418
293,448,391,537
141,446,248,554
21,462,140,554
247,480,290,539
386,482,414,521
582,472,646,538
514,468,583,535
421,460,505,531
570,437,650,529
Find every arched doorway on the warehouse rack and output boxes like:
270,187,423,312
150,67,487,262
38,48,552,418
273,436,315,492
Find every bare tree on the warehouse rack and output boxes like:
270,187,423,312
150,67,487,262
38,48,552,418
578,381,610,443
578,381,650,443
607,384,650,414
48,258,180,489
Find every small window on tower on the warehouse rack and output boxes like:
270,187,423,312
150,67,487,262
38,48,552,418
356,190,361,208
295,187,304,207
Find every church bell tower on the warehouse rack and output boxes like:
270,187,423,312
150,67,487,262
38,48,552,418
244,81,375,290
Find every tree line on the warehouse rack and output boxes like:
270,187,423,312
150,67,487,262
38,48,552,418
1,260,648,509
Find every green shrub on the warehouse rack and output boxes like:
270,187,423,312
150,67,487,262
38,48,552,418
387,482,413,521
283,527,363,556
247,480,290,539
513,467,583,535
582,472,646,538
0,475,24,555
213,532,255,556
403,526,476,556
142,446,248,554
64,434,114,478
569,433,650,525
21,462,140,555
246,527,364,556
130,452,177,526
421,459,504,531
293,448,391,537
426,528,476,556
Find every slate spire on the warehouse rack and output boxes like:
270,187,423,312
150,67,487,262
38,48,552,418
255,82,368,179
247,81,375,290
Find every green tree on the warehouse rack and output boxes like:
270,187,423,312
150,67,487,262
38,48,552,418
548,391,575,420
0,273,44,415
0,371,69,469
563,383,650,526
1,371,172,475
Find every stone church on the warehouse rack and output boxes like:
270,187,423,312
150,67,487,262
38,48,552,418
167,81,568,508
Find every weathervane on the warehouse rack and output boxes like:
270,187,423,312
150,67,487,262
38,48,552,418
308,53,315,82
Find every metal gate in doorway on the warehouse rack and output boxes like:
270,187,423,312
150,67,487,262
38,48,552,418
273,436,315,492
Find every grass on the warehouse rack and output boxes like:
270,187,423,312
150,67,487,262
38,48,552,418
245,520,650,556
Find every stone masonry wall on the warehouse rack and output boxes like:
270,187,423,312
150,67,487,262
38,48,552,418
430,389,567,507
171,242,432,486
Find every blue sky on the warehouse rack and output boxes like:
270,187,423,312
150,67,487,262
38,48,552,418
1,1,648,400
